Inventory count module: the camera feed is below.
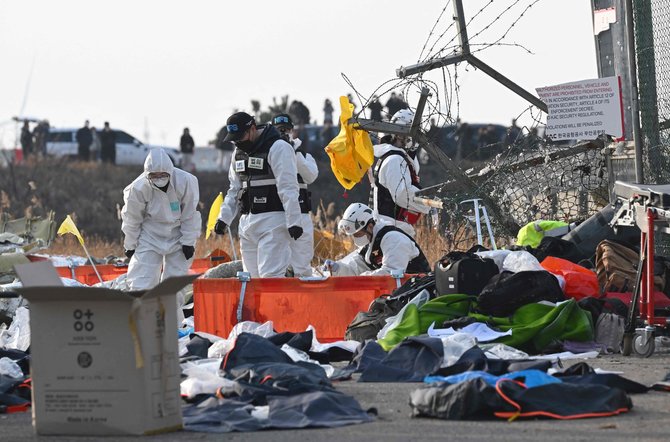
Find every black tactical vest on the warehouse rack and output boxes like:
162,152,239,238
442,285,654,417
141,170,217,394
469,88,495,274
235,135,284,214
359,225,430,273
373,150,421,221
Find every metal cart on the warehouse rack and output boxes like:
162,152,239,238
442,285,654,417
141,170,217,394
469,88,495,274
612,181,670,357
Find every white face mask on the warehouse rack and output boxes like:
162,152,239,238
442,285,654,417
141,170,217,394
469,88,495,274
353,234,370,247
151,177,170,187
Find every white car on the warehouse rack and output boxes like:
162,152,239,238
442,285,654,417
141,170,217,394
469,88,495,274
192,146,232,172
46,128,182,166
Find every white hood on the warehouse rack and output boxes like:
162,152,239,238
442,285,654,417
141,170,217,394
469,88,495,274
144,148,174,177
374,143,405,159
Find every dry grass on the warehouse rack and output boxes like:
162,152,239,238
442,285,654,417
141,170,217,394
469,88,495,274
46,235,124,259
42,211,506,266
45,233,239,260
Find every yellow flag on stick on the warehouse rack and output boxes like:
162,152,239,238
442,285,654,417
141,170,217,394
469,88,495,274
57,215,85,246
206,192,224,239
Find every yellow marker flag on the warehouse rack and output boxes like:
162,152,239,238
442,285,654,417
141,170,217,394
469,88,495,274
206,192,224,239
324,95,374,190
57,215,85,246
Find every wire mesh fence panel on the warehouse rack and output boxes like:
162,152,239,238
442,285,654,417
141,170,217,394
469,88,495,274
634,0,670,183
633,0,670,255
419,137,611,249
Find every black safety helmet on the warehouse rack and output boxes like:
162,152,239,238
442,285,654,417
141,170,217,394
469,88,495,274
272,113,294,130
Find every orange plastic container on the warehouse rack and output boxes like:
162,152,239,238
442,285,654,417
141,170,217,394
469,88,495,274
55,257,222,285
194,276,403,342
56,264,129,285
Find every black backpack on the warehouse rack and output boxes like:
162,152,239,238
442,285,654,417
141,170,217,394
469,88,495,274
344,274,436,342
344,298,397,342
477,270,565,317
435,251,499,296
533,236,585,264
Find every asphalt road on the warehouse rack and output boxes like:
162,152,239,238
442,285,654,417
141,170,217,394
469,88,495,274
4,351,670,442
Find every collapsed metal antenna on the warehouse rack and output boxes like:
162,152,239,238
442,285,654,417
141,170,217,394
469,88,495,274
396,0,547,113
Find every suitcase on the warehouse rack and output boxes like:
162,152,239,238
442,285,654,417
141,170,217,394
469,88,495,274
435,253,499,296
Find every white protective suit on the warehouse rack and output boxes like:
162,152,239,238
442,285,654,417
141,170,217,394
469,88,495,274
291,138,318,276
372,144,431,238
218,127,302,278
331,221,421,276
122,149,202,291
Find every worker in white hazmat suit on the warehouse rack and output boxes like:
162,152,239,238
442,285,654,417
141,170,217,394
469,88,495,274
215,112,303,277
372,108,431,238
121,148,202,294
322,203,430,276
271,113,318,276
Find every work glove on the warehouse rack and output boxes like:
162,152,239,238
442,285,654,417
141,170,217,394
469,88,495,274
292,137,303,153
288,225,303,240
322,259,339,273
124,249,135,259
182,245,195,260
214,219,227,235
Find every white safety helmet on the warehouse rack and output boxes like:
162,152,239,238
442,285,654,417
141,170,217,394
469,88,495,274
390,109,414,126
338,203,374,236
390,109,420,151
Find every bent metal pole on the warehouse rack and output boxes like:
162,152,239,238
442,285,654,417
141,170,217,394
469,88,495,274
227,225,238,261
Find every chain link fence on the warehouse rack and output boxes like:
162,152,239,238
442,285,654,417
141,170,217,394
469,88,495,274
420,136,611,250
631,0,670,255
634,0,670,183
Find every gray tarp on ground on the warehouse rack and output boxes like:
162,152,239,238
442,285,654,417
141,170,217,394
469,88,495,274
182,390,374,433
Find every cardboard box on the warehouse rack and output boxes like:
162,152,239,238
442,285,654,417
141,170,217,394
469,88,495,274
15,261,196,435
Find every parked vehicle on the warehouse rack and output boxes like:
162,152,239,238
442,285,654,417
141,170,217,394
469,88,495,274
192,146,231,173
46,128,182,166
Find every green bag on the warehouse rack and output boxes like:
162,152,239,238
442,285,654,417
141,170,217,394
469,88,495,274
378,295,593,354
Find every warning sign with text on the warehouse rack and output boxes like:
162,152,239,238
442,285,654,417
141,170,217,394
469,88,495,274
536,76,624,141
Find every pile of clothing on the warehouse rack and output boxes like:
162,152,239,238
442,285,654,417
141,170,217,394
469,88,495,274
345,232,670,358
0,348,31,414
178,323,374,433
178,321,665,425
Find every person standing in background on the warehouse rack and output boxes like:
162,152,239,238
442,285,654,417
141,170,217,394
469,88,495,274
20,121,33,160
369,96,383,121
76,120,93,161
179,127,195,172
100,121,116,164
323,98,334,125
32,120,49,157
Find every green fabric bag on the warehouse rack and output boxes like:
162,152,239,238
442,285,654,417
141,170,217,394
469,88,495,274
377,294,593,353
470,299,593,353
377,294,474,351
